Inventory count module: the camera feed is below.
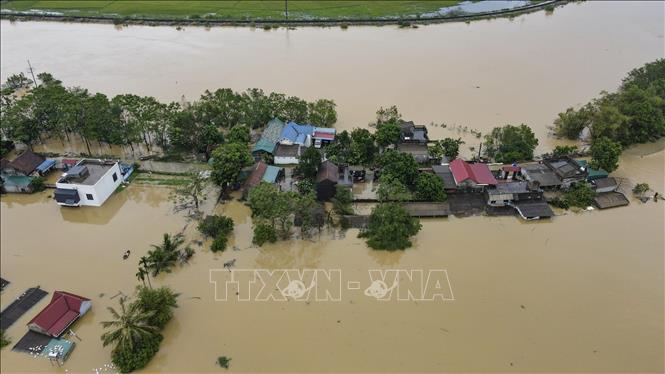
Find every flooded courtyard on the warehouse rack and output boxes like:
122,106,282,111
1,0,665,373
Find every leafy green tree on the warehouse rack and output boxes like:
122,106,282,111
349,128,377,166
377,149,419,188
227,124,250,145
376,174,412,202
484,124,539,163
296,179,315,195
331,185,354,215
632,183,650,196
550,145,578,158
375,121,401,147
4,73,33,90
210,142,253,187
211,235,228,252
621,58,665,97
240,88,272,129
375,105,401,126
294,147,321,180
563,183,596,208
169,106,224,156
429,138,463,160
146,233,187,276
307,99,337,127
324,130,351,165
111,334,162,374
614,84,665,144
554,105,593,139
359,203,422,250
590,137,622,173
29,176,46,192
197,215,234,238
253,223,278,246
415,173,446,201
282,96,308,123
101,297,160,352
196,88,243,128
134,286,178,330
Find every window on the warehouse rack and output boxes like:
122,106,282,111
112,172,118,182
86,193,94,200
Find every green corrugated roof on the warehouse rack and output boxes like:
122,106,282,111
252,118,285,154
575,159,608,181
262,165,281,183
2,175,32,187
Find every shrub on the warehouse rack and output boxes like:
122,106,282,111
253,223,277,246
359,203,422,250
134,286,178,330
564,183,596,208
632,183,650,196
211,234,228,253
198,215,234,238
1,329,10,349
217,356,231,369
29,176,46,192
415,173,446,202
112,334,163,373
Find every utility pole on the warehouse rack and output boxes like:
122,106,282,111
285,0,288,20
27,59,37,87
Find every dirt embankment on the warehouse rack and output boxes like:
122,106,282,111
0,1,564,28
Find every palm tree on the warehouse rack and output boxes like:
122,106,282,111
100,297,159,351
146,233,184,276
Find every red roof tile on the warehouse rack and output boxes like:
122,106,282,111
449,159,497,186
313,131,335,140
27,291,90,337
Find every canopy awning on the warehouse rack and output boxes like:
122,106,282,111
36,159,56,173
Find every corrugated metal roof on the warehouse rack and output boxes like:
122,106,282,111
27,291,89,337
252,118,285,154
450,159,497,185
262,165,281,183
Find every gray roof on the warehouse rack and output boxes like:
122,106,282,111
274,144,300,158
594,191,630,209
513,201,554,219
522,163,562,187
593,177,617,190
397,143,429,163
488,181,532,195
431,165,457,189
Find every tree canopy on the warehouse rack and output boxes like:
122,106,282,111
590,137,622,173
210,142,253,187
483,124,538,163
359,203,422,250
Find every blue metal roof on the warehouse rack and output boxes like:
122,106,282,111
36,159,56,173
280,122,314,145
262,165,281,183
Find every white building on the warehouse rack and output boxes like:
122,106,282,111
54,159,123,207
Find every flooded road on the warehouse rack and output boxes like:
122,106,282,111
2,1,664,155
1,144,664,373
1,1,665,372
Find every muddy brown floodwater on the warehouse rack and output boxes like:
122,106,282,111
2,1,664,156
1,1,665,373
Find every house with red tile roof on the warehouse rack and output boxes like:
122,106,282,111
449,159,498,189
27,291,91,338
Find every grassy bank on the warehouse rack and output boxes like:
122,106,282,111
1,1,463,20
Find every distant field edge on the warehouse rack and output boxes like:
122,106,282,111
0,1,566,27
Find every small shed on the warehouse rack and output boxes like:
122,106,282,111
592,177,618,193
36,159,56,175
594,191,630,209
262,165,282,183
5,150,44,176
1,175,34,193
316,160,339,201
432,164,457,191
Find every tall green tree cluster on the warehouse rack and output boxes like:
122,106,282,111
554,59,665,146
101,287,178,373
0,73,337,156
359,203,422,250
483,124,539,163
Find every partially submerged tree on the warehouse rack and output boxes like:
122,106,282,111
294,147,322,181
307,99,337,127
484,124,539,163
415,173,446,202
590,137,622,173
172,172,208,212
359,203,422,250
429,138,464,160
210,142,253,188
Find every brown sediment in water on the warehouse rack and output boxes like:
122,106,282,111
1,1,665,372
1,145,663,373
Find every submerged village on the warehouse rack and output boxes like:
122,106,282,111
1,56,664,372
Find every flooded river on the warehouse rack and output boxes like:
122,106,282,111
1,1,664,373
1,145,663,373
2,1,664,154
